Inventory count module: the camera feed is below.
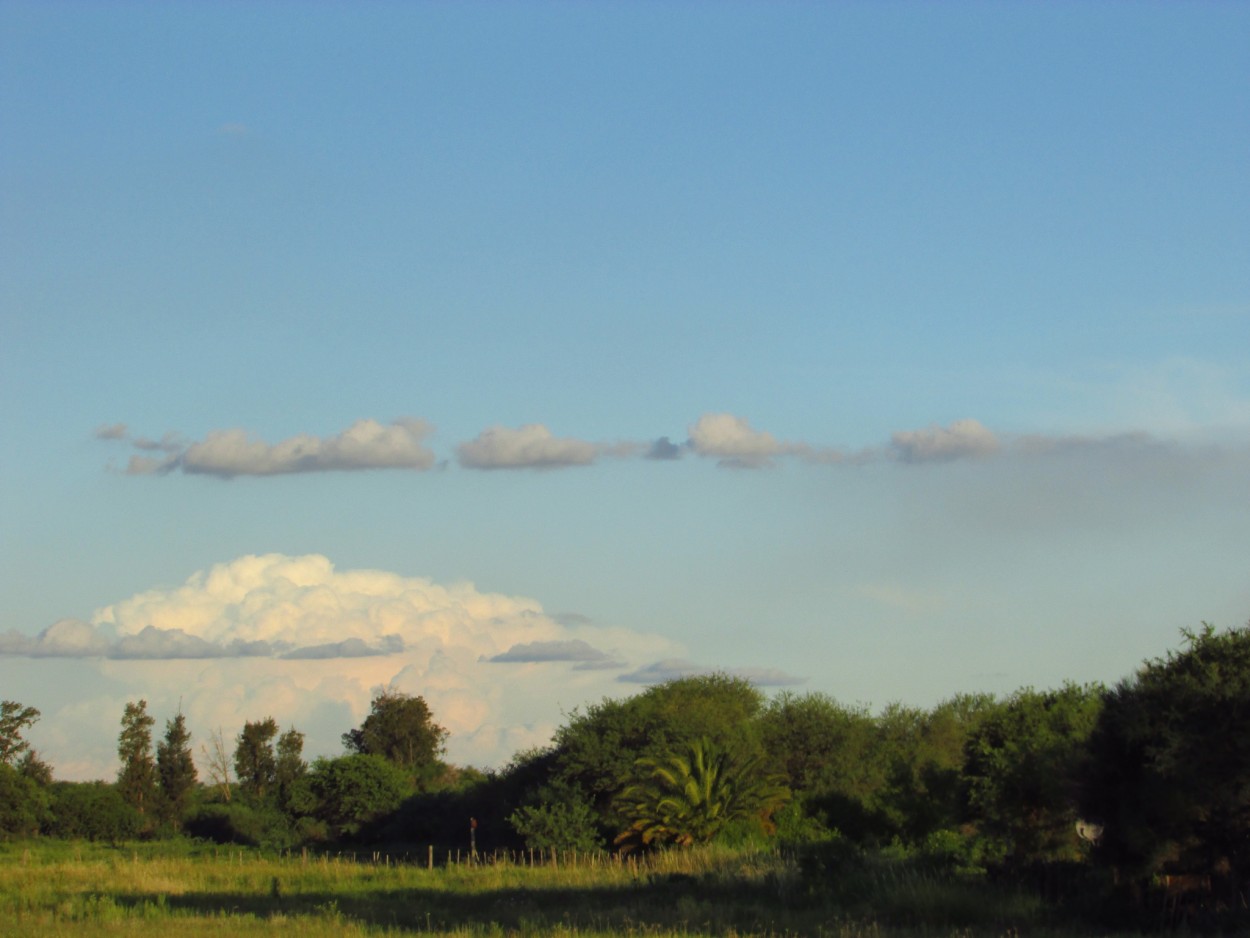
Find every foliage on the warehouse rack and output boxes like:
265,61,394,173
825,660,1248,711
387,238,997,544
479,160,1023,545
764,692,994,846
553,674,766,830
1083,622,1250,891
45,781,140,842
184,802,298,849
156,712,197,828
963,683,1103,864
234,717,279,802
342,689,447,786
117,699,157,817
0,700,40,766
615,736,789,850
509,779,603,852
298,754,413,839
275,726,308,810
0,761,50,839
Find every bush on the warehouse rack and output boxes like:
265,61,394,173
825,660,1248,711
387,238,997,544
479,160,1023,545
184,802,297,849
46,782,140,843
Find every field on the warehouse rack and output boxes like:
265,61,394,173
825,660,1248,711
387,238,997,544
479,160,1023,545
0,840,1151,937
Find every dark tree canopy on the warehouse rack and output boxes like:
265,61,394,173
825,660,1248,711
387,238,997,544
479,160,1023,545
1083,623,1250,888
963,683,1103,863
343,689,447,784
156,712,197,827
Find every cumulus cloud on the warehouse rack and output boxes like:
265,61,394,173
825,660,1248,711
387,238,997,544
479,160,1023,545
456,424,598,469
618,658,805,687
687,414,787,468
3,554,705,776
889,418,1000,464
105,419,437,477
684,413,844,468
0,619,111,657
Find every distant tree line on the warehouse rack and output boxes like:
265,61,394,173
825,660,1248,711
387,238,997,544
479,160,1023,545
2,621,1247,928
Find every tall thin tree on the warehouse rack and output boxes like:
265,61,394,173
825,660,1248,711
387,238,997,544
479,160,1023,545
157,711,198,828
118,700,157,816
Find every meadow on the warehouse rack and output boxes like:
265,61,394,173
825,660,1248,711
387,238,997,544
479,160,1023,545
0,839,1150,938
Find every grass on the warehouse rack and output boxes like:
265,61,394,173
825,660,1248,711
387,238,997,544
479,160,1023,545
0,840,1151,937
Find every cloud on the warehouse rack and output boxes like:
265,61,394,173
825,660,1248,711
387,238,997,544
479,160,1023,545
0,619,110,657
646,437,684,460
889,418,1000,464
94,423,128,441
617,658,805,687
684,413,843,467
486,639,618,665
112,419,437,477
456,424,598,469
283,636,404,659
3,554,694,777
687,413,786,468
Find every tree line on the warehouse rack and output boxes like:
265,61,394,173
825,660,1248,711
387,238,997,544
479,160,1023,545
2,621,1247,926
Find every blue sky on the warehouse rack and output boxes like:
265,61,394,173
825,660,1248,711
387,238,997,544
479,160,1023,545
2,2,1248,779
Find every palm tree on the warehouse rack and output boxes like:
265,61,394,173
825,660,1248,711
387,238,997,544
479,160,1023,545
614,737,789,850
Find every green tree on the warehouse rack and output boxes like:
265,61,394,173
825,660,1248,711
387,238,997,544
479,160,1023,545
553,673,766,830
1083,623,1250,890
275,727,307,810
47,782,140,843
117,699,157,816
509,778,603,852
615,737,789,850
156,712,197,828
234,718,279,802
0,762,49,839
0,700,40,766
299,754,412,839
963,683,1103,863
343,689,447,786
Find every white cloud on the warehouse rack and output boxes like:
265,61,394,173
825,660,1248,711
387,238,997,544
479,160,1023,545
8,555,692,778
686,413,788,468
889,418,1000,464
456,424,598,469
0,619,110,657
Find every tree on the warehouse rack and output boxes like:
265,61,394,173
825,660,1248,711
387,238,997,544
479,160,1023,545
0,700,40,766
509,778,603,852
300,754,412,839
156,712,197,827
1082,623,1250,892
118,700,157,816
0,762,49,839
343,689,447,785
275,727,307,810
553,673,766,830
47,782,140,843
963,683,1103,864
615,737,789,850
201,727,233,803
234,718,279,802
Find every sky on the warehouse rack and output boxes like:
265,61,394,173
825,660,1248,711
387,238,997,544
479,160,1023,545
2,2,1248,781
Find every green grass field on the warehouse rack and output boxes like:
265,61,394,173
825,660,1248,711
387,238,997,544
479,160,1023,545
0,840,1146,937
